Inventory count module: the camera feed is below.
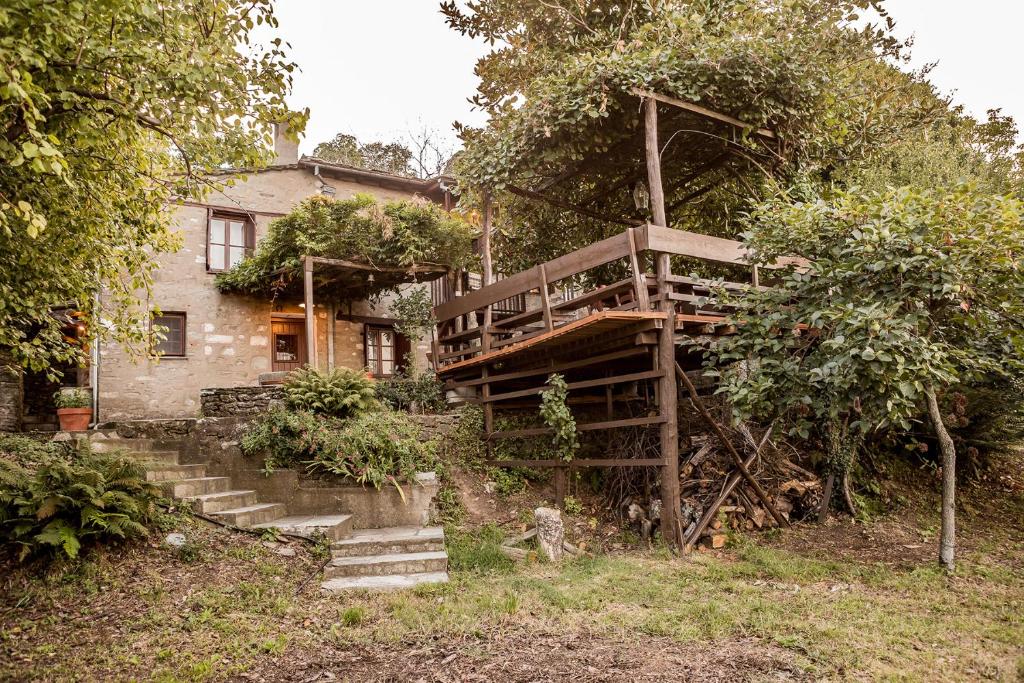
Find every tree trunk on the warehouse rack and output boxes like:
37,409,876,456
925,385,956,572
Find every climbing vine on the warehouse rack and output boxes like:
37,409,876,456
215,194,475,302
391,286,436,340
539,374,579,462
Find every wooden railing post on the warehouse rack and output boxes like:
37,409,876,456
539,264,554,331
627,227,650,311
644,95,682,546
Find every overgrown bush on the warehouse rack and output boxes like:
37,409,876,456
0,436,161,560
283,365,377,418
375,364,446,414
240,409,435,491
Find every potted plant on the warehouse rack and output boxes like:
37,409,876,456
54,388,92,432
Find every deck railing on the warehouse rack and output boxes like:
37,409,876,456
431,224,802,369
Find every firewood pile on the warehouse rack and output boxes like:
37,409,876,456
621,431,822,550
678,435,822,549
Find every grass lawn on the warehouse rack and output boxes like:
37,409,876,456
2,483,1022,682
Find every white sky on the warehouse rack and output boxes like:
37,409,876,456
267,1,1024,154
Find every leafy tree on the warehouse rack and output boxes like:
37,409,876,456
312,132,413,176
711,184,1024,570
0,0,305,374
443,0,927,272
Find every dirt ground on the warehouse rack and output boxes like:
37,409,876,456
2,455,1022,682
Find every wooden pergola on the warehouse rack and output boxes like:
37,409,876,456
300,255,448,367
432,89,798,547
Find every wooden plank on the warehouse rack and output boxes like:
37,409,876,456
490,415,665,440
480,369,663,404
444,347,649,389
646,224,807,270
487,458,664,468
632,87,777,140
437,311,666,374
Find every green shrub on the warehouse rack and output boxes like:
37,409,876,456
0,436,161,560
539,374,578,462
309,411,436,491
240,409,435,491
282,365,377,417
375,363,446,414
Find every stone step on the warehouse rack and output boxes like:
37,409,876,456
253,514,353,542
88,437,185,455
331,526,445,558
162,477,231,498
324,550,448,579
210,503,285,528
145,464,206,482
321,571,450,593
185,489,259,514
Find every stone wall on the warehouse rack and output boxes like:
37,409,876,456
0,360,22,432
199,386,285,417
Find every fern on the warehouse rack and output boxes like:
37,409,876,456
283,365,377,418
0,436,161,561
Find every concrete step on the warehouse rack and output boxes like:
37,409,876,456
185,489,259,514
133,450,182,465
162,477,231,498
210,503,285,528
331,526,445,558
321,571,450,593
324,550,448,579
145,464,206,482
253,514,353,542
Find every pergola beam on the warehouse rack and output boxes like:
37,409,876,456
631,88,777,140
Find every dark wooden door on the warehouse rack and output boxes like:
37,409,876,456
271,319,307,372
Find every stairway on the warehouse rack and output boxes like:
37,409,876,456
84,433,449,590
321,526,449,592
87,435,351,540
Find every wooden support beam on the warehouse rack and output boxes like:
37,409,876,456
488,458,664,468
645,95,682,547
490,414,665,440
480,369,663,404
444,347,649,389
632,88,777,140
628,227,650,311
303,255,316,368
327,302,336,370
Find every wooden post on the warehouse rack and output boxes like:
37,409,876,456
644,95,681,546
539,264,554,331
553,465,567,509
327,302,336,370
303,256,316,368
627,227,650,311
481,192,494,353
752,264,760,288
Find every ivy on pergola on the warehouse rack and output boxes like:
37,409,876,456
447,0,910,273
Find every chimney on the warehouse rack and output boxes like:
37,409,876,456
272,122,300,166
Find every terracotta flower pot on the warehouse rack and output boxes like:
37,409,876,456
57,407,92,432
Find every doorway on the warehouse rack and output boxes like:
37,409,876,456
271,318,307,372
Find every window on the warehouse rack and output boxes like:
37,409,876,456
207,211,254,272
275,333,299,363
365,326,396,377
152,312,186,357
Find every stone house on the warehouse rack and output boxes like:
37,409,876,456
2,126,455,428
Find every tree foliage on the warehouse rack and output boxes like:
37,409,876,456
0,0,305,373
312,132,414,176
713,184,1024,437
214,194,476,301
443,0,933,272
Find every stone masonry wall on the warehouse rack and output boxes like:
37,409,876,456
199,386,285,417
0,360,22,432
97,166,431,421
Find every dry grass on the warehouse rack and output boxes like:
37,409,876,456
1,474,1022,682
